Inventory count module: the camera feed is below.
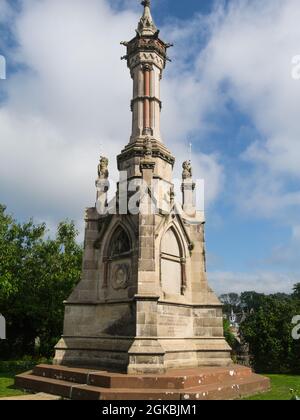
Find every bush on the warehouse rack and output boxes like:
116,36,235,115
0,357,51,374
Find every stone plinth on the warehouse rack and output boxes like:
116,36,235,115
15,364,270,400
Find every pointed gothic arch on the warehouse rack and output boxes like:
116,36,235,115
109,226,131,258
101,221,134,258
160,226,186,296
102,223,134,291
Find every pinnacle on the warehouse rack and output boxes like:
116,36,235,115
137,0,157,36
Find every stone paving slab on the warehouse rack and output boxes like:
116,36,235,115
0,393,61,400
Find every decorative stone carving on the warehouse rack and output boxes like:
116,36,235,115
97,156,109,180
144,137,153,157
170,185,175,204
128,53,165,71
118,143,175,167
142,63,153,72
182,160,192,180
112,264,129,290
96,156,110,212
137,1,157,37
140,161,155,172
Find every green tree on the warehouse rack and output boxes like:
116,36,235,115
240,293,300,373
290,285,300,372
219,293,241,316
0,205,82,358
223,319,237,349
293,283,300,300
240,291,266,313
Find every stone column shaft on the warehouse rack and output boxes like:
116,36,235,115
143,66,151,135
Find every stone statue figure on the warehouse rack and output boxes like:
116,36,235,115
182,160,192,180
98,156,109,180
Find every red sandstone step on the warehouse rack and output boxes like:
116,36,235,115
15,372,73,399
16,373,181,400
96,377,269,400
97,376,270,401
33,365,90,385
32,364,253,390
15,370,270,401
73,385,181,401
180,374,271,401
90,365,252,390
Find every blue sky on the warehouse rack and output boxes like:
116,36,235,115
0,0,299,294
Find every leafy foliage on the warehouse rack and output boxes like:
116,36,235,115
223,318,238,349
293,283,300,300
219,293,241,316
240,293,300,373
0,205,82,359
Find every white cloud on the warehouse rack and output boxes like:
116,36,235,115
209,270,296,295
0,0,223,229
262,225,300,269
293,226,300,241
0,0,13,23
195,0,300,220
147,0,300,234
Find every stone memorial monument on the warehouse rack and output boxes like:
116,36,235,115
16,1,270,399
53,0,232,374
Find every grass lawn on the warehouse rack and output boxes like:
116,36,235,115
245,374,300,400
0,370,27,398
0,360,50,398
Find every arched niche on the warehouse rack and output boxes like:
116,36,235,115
110,227,131,258
160,227,186,296
103,225,133,293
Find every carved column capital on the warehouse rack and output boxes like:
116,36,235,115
142,63,153,72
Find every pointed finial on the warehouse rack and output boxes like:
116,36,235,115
138,0,157,36
189,142,192,163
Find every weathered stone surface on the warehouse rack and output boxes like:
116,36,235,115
48,2,234,375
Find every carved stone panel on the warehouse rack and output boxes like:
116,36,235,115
112,263,130,290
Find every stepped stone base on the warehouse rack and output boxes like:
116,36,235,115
15,364,270,400
54,335,232,375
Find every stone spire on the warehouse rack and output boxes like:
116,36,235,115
118,0,175,176
137,0,158,36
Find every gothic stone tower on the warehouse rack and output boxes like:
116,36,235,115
54,1,232,374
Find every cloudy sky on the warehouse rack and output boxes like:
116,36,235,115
0,0,299,294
